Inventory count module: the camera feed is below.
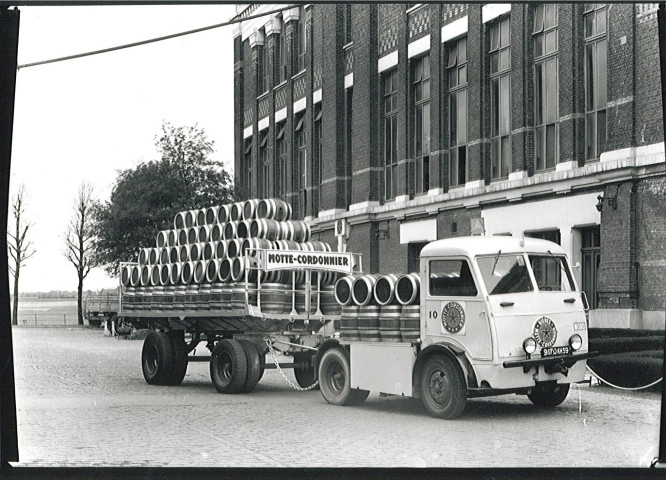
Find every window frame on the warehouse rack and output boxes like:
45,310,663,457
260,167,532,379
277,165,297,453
243,137,253,197
447,36,469,187
297,7,307,73
259,130,270,198
489,16,512,181
382,69,399,201
412,54,431,196
294,111,307,215
583,4,608,162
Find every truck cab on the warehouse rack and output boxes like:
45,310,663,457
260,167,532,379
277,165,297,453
317,236,597,419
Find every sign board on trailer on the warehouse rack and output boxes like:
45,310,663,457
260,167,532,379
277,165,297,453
259,249,358,275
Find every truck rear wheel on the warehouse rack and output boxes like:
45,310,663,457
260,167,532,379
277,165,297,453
210,339,248,394
527,383,570,407
293,352,318,390
318,347,369,406
238,339,262,393
142,332,174,385
166,332,188,386
420,355,467,419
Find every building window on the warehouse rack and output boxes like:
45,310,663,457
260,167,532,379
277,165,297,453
489,16,511,180
412,55,430,195
581,225,601,309
314,104,322,214
294,112,307,217
277,17,287,83
243,137,252,197
297,7,307,72
259,130,270,198
584,4,607,161
448,36,468,187
343,5,352,45
383,69,398,200
275,121,286,198
534,4,559,171
261,40,269,94
345,88,353,206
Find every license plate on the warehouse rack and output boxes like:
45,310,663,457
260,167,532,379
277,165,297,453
541,346,570,357
574,322,587,331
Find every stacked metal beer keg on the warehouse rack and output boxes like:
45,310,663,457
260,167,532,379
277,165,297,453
120,198,340,316
334,272,421,343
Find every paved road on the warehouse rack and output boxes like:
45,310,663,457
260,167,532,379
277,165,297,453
9,327,662,468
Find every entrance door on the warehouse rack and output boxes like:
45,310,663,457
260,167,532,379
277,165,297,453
581,226,600,309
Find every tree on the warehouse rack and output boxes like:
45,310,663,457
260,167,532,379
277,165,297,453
94,122,234,275
7,184,36,325
64,182,99,325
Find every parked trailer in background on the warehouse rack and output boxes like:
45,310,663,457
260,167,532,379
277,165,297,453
84,294,119,327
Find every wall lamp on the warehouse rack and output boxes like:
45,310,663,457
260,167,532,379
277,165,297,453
376,226,390,240
596,194,617,212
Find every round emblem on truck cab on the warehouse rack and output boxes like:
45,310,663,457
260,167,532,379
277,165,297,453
533,316,557,347
442,302,465,334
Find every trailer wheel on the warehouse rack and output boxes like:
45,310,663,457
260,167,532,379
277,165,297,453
258,354,266,381
420,355,466,419
527,383,570,408
210,339,248,394
318,347,369,406
142,332,174,385
293,352,318,390
166,332,188,386
238,339,262,393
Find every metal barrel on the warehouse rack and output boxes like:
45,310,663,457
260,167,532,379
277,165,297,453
334,275,356,306
202,242,215,261
218,258,232,283
120,265,132,287
198,225,211,243
151,285,165,311
395,273,421,305
189,242,205,262
184,210,196,228
399,305,421,343
242,198,260,220
178,245,190,263
210,283,223,310
294,288,316,315
259,283,290,315
187,226,198,244
168,246,179,263
352,274,381,306
162,285,175,311
223,221,238,240
174,211,186,230
319,284,341,316
205,205,219,225
138,248,150,265
340,305,360,341
230,201,245,221
167,230,178,247
227,238,243,258
180,261,195,285
215,240,228,259
177,229,188,246
379,305,402,342
220,283,232,310
236,219,251,239
196,208,207,227
168,263,181,286
206,259,220,283
135,286,147,311
357,305,380,342
197,283,211,310
210,223,224,242
156,230,168,248
374,273,399,306
123,287,135,311
217,204,230,224
184,284,199,311
173,285,186,311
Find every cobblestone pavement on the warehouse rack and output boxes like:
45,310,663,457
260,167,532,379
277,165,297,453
9,327,662,468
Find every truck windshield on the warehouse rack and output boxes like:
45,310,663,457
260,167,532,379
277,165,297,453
477,254,533,295
528,254,575,291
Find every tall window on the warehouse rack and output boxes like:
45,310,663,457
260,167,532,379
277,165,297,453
448,36,468,187
489,17,511,180
261,40,269,94
275,122,286,198
343,5,352,45
412,55,430,195
277,17,287,83
243,137,252,197
584,4,607,161
534,4,559,171
383,69,398,200
314,104,322,213
294,112,307,216
297,7,307,72
259,130,270,198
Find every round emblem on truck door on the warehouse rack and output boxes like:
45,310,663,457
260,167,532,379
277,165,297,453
533,317,557,347
441,302,465,334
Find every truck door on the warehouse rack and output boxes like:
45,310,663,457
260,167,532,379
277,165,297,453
423,258,492,360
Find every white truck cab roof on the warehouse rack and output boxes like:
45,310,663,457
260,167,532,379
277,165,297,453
419,235,566,258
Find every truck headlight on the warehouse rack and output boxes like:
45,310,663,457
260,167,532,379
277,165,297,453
569,334,583,351
523,337,537,354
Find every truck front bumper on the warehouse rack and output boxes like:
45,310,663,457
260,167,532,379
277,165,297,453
502,351,599,374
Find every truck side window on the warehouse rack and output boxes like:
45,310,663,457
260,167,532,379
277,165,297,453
429,259,478,297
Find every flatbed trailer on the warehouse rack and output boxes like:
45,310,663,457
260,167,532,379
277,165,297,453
118,249,362,392
84,294,119,327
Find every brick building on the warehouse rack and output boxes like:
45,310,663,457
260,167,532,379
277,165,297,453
232,3,665,329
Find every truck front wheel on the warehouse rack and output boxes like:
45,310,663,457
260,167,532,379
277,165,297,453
142,332,174,385
318,347,369,406
527,383,570,407
210,339,248,394
420,355,467,419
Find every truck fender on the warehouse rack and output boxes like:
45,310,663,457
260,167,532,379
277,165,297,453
412,343,478,398
314,338,345,380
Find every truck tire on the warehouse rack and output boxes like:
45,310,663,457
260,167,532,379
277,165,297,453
238,339,262,393
420,355,467,419
166,332,188,386
210,339,248,394
142,332,174,385
318,347,369,406
527,383,570,408
293,352,318,390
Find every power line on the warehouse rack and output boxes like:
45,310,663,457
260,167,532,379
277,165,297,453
17,4,296,70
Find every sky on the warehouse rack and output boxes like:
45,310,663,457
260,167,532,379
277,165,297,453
9,4,238,293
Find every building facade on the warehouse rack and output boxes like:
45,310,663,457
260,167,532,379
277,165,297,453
232,3,665,329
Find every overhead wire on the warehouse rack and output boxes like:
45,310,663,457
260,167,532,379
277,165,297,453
17,4,297,70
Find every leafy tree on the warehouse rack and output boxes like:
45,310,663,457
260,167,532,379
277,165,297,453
7,184,36,325
94,122,234,275
63,182,99,325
